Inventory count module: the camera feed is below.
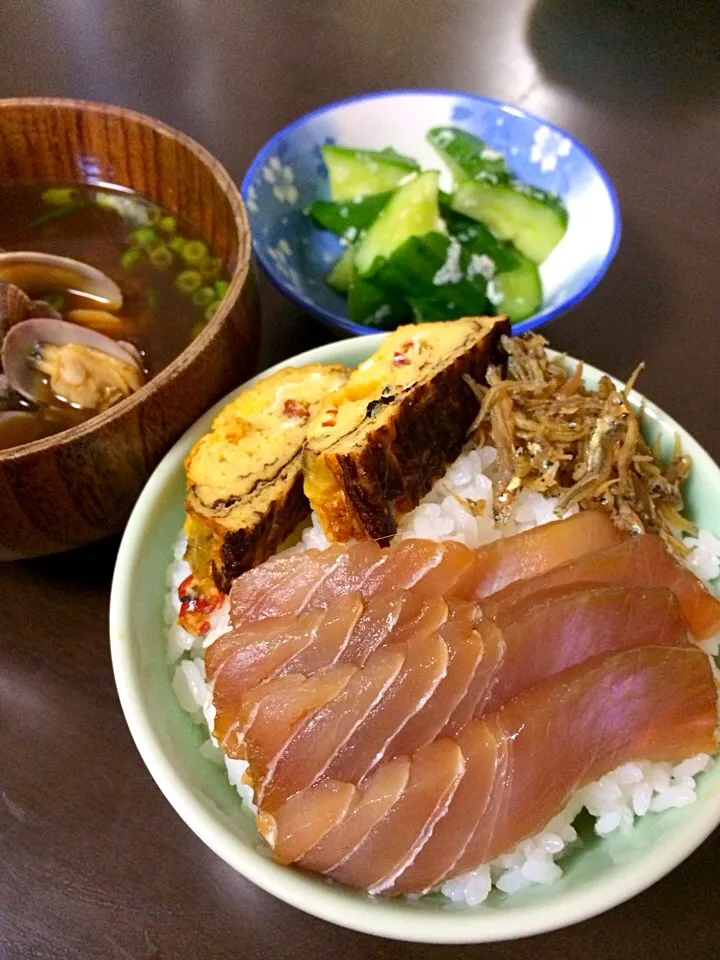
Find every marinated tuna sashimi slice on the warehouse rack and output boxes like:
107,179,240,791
482,584,692,715
341,588,407,664
382,725,506,895
327,739,465,893
388,594,449,648
387,624,486,757
230,545,345,623
452,645,718,877
216,675,306,756
277,593,364,676
243,666,357,800
209,610,324,732
261,647,406,809
484,534,720,640
411,540,476,599
259,779,357,866
327,634,449,783
442,622,505,736
297,758,411,873
308,540,384,608
361,539,445,596
453,510,626,601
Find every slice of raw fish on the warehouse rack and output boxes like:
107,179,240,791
381,725,506,895
361,539,446,596
261,647,406,809
484,534,720,640
229,546,344,623
388,593,449,647
243,666,357,800
308,540,384,608
260,780,357,865
205,615,292,677
217,675,306,756
327,739,465,893
340,588,407,664
210,610,324,741
277,593,364,675
326,634,449,783
482,584,692,715
297,758,411,873
411,540,476,599
452,645,718,876
442,622,505,735
453,510,626,601
387,624,486,757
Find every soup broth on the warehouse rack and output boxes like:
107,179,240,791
0,183,230,451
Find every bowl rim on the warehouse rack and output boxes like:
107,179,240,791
240,88,622,337
0,96,252,463
111,333,720,944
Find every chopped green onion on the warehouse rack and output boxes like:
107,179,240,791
45,291,65,311
191,285,215,307
169,235,186,253
214,279,229,299
190,319,207,340
175,269,202,294
204,300,221,322
130,226,158,247
181,240,209,266
121,247,145,270
199,256,223,282
158,214,177,235
146,205,163,224
146,288,159,309
41,186,81,206
30,203,86,227
149,243,173,270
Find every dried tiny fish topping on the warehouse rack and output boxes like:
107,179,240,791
468,332,694,557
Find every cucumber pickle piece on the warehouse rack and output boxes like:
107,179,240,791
445,208,541,322
326,246,356,294
491,253,542,323
354,170,443,275
452,178,568,263
428,126,510,183
308,191,394,239
322,145,418,201
350,231,489,325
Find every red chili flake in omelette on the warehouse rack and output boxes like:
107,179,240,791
283,398,310,420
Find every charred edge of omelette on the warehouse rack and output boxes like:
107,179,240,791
307,317,511,543
216,467,310,592
180,363,350,627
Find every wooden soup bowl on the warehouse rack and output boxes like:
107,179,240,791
0,98,260,560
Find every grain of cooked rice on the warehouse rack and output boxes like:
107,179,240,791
166,441,720,905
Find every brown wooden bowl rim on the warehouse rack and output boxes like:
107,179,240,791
0,96,252,463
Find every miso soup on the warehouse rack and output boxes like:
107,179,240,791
0,183,230,451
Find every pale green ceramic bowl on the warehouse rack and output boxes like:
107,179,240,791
110,335,720,943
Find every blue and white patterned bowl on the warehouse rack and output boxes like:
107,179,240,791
241,90,621,337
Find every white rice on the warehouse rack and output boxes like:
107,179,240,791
166,442,720,905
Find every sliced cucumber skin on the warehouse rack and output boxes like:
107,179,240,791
444,207,542,321
451,179,568,263
354,232,490,324
308,191,393,238
444,208,520,273
347,274,411,327
326,246,357,294
428,126,510,182
322,145,418,201
354,170,442,275
492,253,542,323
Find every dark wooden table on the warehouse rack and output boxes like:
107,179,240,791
2,2,720,958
